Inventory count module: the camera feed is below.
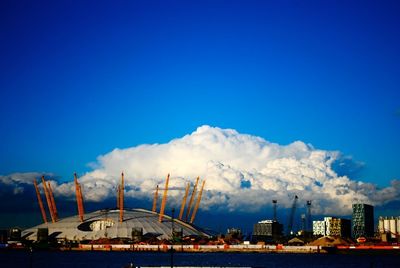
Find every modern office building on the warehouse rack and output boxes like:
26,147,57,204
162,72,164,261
313,220,326,236
253,220,283,241
312,217,351,237
325,217,351,237
352,203,374,238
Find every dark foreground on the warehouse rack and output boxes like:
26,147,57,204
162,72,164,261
1,251,400,268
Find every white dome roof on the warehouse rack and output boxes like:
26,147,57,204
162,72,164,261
22,208,210,241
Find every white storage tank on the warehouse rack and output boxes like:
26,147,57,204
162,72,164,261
397,217,400,237
384,218,390,233
378,217,384,233
389,218,397,238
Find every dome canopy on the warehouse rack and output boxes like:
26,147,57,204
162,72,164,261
22,208,210,241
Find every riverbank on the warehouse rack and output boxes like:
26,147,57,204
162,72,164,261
1,250,399,268
71,244,325,253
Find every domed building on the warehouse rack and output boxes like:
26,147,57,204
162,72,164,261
22,208,210,242
26,174,210,243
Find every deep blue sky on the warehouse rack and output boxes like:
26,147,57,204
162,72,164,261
1,0,399,186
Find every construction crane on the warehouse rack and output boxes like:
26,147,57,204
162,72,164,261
158,174,170,222
301,213,306,232
287,195,298,236
119,172,124,223
185,177,199,222
47,181,58,221
190,180,206,224
74,173,85,222
33,179,47,224
272,200,277,222
41,176,56,223
306,200,312,231
179,182,190,220
152,185,159,212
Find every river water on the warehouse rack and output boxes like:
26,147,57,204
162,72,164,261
1,251,400,267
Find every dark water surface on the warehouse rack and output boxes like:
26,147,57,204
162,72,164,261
1,251,400,268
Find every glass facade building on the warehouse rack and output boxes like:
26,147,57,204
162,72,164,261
352,203,374,238
253,220,283,241
313,217,351,238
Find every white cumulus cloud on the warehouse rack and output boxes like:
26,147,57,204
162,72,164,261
2,126,399,216
0,172,54,195
54,125,400,215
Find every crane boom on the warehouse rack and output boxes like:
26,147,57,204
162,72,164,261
185,176,199,221
179,182,190,220
287,195,298,235
306,200,312,231
158,174,170,222
41,176,55,223
190,180,205,224
152,185,159,212
33,179,47,224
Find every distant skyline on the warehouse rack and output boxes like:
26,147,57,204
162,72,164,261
1,1,400,228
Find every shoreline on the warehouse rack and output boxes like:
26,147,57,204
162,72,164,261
73,244,325,253
3,244,400,254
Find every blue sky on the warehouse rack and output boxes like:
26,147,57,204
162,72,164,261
1,0,400,221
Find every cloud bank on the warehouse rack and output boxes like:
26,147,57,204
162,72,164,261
2,125,400,216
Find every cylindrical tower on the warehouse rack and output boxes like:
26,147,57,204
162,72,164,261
378,216,384,233
384,218,390,233
390,217,397,238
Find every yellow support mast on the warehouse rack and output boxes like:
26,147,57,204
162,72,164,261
158,174,170,222
190,180,206,224
74,173,85,222
179,182,190,220
185,176,199,222
47,181,58,221
33,179,47,224
152,184,159,212
41,176,55,223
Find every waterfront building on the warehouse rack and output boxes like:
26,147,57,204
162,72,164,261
352,203,374,238
253,220,283,241
312,220,325,236
22,208,211,242
0,230,8,243
378,216,400,241
312,217,351,237
8,228,21,242
226,228,242,238
225,227,243,242
325,217,351,237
